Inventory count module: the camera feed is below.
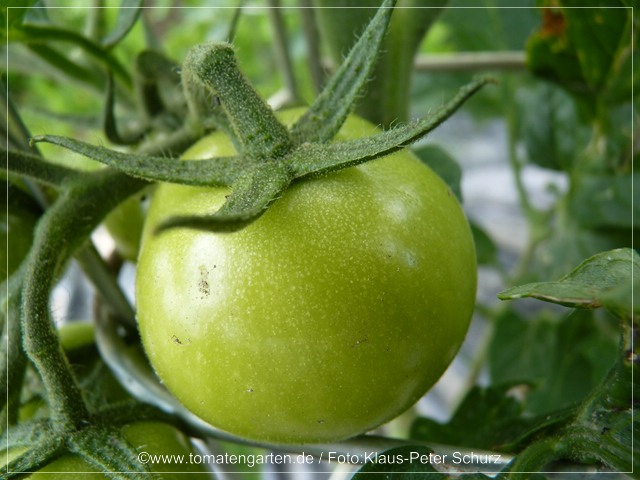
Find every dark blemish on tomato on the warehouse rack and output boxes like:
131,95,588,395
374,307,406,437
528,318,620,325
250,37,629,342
171,335,191,346
198,265,210,298
352,335,369,347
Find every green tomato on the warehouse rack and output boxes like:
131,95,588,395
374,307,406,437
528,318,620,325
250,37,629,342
136,109,477,444
103,192,146,262
4,421,209,478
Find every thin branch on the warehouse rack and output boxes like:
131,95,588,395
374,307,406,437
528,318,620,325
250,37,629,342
414,51,527,73
21,169,147,428
289,0,396,144
298,0,325,95
267,0,301,103
226,1,244,42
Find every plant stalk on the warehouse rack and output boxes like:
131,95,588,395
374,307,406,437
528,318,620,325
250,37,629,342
21,170,147,428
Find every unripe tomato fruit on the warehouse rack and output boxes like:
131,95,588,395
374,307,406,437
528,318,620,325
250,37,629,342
103,193,145,262
136,109,477,444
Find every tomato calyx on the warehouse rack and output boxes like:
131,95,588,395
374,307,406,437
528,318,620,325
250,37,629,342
29,0,491,234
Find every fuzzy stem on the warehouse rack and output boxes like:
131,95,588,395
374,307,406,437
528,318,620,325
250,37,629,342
0,273,27,426
21,170,147,428
504,435,564,478
182,43,293,161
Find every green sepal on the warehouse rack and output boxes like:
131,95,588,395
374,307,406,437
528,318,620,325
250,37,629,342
156,161,292,234
30,135,243,187
69,426,150,479
290,0,396,145
289,77,494,178
1,146,80,187
1,432,64,479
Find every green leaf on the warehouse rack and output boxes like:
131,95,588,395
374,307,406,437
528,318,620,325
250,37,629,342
570,173,639,230
437,0,539,52
526,11,586,96
101,0,143,49
526,2,634,111
518,81,591,171
498,248,638,311
470,222,497,266
488,308,618,416
528,214,633,283
290,0,396,143
30,134,244,187
592,408,637,473
411,384,534,451
12,24,132,87
412,144,462,201
26,44,104,91
561,3,631,95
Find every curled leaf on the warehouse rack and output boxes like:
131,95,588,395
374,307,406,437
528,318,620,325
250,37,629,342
498,248,638,313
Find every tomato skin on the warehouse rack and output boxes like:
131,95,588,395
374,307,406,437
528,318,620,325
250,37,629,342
136,109,477,444
103,193,145,262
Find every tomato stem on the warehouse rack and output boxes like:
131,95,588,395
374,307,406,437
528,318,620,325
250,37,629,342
183,43,294,161
20,170,147,429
